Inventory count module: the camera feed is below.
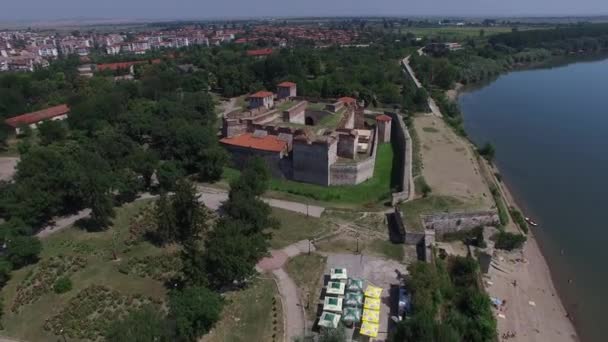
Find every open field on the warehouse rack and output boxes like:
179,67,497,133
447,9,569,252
224,143,395,208
414,115,493,209
202,277,283,342
269,208,332,249
0,200,168,342
396,26,523,39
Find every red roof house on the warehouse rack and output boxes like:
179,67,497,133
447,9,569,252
96,59,161,72
5,104,70,134
277,81,297,88
246,48,273,57
220,133,287,153
338,97,357,105
249,91,274,99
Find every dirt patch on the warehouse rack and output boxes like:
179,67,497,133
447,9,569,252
414,115,492,209
0,157,18,181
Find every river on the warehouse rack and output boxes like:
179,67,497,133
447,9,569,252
458,56,608,342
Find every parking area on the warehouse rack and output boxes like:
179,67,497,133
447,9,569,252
318,253,408,341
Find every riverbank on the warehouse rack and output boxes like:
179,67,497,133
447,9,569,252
447,89,580,341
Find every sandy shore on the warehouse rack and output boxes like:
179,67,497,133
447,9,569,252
440,86,579,341
486,235,578,342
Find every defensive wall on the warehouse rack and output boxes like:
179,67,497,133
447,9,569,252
387,111,412,205
422,211,499,240
329,127,378,185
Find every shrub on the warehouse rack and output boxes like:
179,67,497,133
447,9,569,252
415,176,432,197
509,208,529,234
53,277,73,294
494,232,527,251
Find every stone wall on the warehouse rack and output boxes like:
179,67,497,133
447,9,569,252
304,109,331,125
283,101,307,124
422,211,499,240
336,132,357,159
388,111,412,205
224,145,288,179
292,138,337,186
329,128,378,185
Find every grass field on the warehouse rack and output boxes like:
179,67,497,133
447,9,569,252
285,254,327,320
269,208,332,249
0,200,167,342
315,238,404,262
396,26,518,39
202,277,283,342
224,143,395,208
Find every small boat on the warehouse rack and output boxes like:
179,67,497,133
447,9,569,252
525,217,539,227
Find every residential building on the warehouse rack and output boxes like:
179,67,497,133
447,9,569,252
248,91,275,109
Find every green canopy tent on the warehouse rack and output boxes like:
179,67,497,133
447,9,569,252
342,306,362,325
347,278,364,292
344,292,364,307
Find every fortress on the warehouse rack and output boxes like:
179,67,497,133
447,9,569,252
220,82,392,186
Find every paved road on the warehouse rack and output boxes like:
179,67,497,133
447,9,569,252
257,240,314,342
401,54,443,118
36,187,325,238
272,268,305,341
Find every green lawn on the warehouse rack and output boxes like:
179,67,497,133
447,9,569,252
285,254,327,320
0,200,168,342
224,143,395,208
400,196,473,232
269,208,331,249
202,277,282,342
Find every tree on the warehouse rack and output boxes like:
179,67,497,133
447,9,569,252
157,161,183,192
478,142,495,162
180,242,209,287
494,232,526,251
129,148,158,189
203,219,267,288
0,259,13,286
37,120,67,146
154,193,177,245
173,179,207,243
106,306,170,342
6,235,42,268
168,286,223,342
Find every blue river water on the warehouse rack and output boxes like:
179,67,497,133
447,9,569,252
458,56,608,342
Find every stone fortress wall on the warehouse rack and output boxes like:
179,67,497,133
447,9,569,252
422,211,499,240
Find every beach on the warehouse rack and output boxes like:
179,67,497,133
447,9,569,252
416,84,580,341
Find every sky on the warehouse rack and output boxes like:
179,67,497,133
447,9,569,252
2,0,608,21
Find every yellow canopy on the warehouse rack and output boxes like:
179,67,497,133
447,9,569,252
363,297,381,311
360,321,379,338
362,308,380,323
364,285,382,299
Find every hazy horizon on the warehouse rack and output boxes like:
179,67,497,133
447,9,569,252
3,0,608,22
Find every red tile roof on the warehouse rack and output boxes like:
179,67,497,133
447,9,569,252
5,104,70,128
376,114,392,122
277,81,297,88
338,97,357,104
220,133,287,153
249,91,274,99
246,48,273,57
96,59,161,71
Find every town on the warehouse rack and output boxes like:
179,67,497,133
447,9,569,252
0,13,591,342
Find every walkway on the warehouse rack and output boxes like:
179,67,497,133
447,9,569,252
36,187,325,238
401,53,443,118
256,240,315,342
